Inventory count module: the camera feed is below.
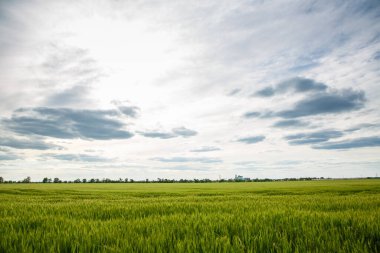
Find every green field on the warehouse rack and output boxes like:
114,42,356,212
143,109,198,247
1,180,379,252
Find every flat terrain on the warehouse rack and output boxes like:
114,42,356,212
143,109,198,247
1,180,379,252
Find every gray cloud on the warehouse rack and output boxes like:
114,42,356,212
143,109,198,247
118,105,140,118
139,126,197,139
345,123,380,132
37,44,104,109
0,137,61,150
285,130,344,145
237,135,265,144
254,87,275,97
272,119,309,128
313,136,380,150
41,153,113,162
112,100,141,118
190,146,221,152
139,131,176,139
41,45,102,82
45,85,91,107
277,89,365,118
247,77,366,119
0,152,19,161
277,77,327,93
374,51,380,60
152,156,222,163
3,107,133,140
243,111,262,118
253,77,327,97
228,88,240,96
172,127,197,137
42,46,87,71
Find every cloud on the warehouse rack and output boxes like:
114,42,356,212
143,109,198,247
139,127,197,139
247,77,366,119
277,77,327,93
285,130,344,145
118,106,140,118
243,111,262,118
152,156,222,163
254,87,275,97
0,152,19,161
272,119,309,128
345,123,380,132
190,146,221,152
374,51,380,60
42,153,114,162
40,44,103,85
3,107,133,140
228,88,240,96
253,77,327,97
112,101,141,118
172,127,197,137
36,44,105,108
0,137,61,150
138,131,176,139
313,136,380,150
277,89,365,118
45,85,91,107
236,135,265,144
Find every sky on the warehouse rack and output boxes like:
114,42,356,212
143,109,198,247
0,0,380,181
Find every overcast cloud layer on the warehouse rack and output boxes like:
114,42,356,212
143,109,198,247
1,0,380,180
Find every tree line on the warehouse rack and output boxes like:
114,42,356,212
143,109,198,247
0,176,339,184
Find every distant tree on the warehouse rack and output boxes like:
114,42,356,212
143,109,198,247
82,178,87,183
22,176,31,183
42,177,51,183
89,178,95,183
0,177,4,183
53,177,61,183
129,179,134,183
124,178,128,183
74,178,81,183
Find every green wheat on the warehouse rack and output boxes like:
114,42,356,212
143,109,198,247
0,180,379,252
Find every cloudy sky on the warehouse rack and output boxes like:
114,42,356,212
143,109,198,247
1,0,380,181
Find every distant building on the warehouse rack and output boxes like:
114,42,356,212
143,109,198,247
235,175,250,181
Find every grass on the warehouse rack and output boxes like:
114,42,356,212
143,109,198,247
0,179,379,252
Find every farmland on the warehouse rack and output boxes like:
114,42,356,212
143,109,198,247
0,180,379,252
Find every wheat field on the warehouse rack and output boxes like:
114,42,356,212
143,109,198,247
1,180,379,252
